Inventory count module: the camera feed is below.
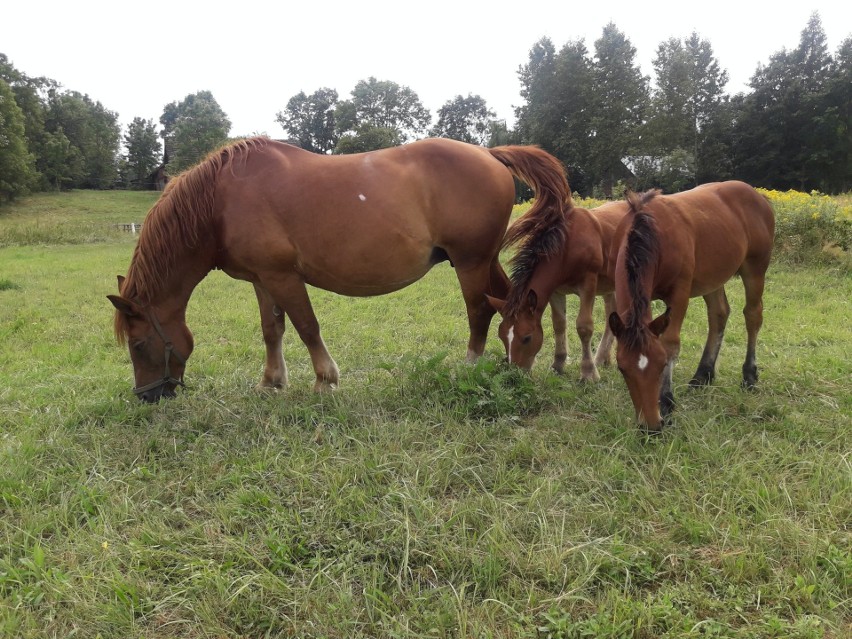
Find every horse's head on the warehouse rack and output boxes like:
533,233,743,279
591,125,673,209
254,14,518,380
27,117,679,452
108,288,193,403
487,289,545,371
608,308,671,431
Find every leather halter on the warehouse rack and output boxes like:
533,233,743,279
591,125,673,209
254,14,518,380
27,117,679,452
132,307,187,397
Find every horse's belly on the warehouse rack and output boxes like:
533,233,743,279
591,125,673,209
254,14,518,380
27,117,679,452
299,257,434,297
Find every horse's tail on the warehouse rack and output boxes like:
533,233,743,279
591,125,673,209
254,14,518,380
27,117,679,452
487,145,572,250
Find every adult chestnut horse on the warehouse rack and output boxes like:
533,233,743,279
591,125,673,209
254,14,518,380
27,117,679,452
486,200,628,380
108,136,570,402
607,182,775,431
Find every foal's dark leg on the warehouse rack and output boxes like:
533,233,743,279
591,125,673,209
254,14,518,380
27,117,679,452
253,283,287,390
689,287,730,387
658,297,689,420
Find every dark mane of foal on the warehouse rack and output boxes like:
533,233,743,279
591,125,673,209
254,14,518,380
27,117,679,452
504,209,571,316
114,136,269,342
621,189,662,350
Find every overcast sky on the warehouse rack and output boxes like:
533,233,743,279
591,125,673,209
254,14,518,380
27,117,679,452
4,1,850,138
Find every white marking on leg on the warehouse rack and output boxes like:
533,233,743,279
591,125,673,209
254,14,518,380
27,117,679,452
638,354,648,371
507,327,514,363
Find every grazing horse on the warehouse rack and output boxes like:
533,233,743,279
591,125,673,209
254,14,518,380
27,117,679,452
607,182,775,431
108,136,570,402
487,200,628,379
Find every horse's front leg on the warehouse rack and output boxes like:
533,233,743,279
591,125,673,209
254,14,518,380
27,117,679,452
260,274,339,392
253,283,287,391
549,292,568,373
576,280,600,381
689,287,730,387
593,292,617,369
658,299,689,420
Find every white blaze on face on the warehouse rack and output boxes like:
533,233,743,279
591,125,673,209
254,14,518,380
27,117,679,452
638,354,649,371
358,194,367,201
507,326,515,363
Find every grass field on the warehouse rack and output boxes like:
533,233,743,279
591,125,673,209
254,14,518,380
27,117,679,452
0,191,850,638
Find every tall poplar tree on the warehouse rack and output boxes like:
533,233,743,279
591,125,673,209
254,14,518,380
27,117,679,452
588,23,649,196
160,91,231,173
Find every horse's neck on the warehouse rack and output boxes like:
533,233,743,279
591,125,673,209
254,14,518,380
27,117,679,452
145,249,214,319
529,255,563,301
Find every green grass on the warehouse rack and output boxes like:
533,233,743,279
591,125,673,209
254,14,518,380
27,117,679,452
0,190,158,247
0,192,850,637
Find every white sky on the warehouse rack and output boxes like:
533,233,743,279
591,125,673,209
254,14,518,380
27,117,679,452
3,1,850,138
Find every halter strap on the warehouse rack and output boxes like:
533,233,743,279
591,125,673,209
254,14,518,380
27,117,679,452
132,307,187,397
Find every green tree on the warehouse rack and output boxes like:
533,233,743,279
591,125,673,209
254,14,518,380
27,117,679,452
275,88,339,154
43,90,120,189
641,32,730,188
123,117,161,188
515,38,558,150
818,37,852,192
0,78,36,201
732,12,837,190
515,38,594,192
160,91,231,173
334,126,402,154
334,78,430,153
1,53,58,190
430,94,496,146
588,23,649,196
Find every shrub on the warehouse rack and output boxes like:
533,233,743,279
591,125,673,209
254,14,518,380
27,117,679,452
759,188,852,266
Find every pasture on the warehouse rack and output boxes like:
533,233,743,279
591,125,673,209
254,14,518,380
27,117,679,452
0,191,850,638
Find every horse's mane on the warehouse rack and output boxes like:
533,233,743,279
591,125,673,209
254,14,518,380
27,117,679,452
621,189,661,350
114,136,269,342
504,208,572,316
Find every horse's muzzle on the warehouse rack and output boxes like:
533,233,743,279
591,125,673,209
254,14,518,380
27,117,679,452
135,378,182,403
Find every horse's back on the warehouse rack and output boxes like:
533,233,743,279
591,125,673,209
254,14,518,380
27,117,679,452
643,181,774,297
212,138,516,295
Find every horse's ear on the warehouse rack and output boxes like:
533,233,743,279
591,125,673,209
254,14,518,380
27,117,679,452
116,275,125,290
608,312,625,339
526,289,538,313
485,295,507,316
649,307,671,337
107,295,139,317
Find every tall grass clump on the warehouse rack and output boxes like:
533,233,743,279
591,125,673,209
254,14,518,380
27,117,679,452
759,188,852,266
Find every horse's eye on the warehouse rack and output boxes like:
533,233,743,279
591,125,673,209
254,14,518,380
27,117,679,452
522,335,532,345
132,340,146,352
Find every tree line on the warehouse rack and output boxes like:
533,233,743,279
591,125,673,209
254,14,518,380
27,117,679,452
0,12,849,202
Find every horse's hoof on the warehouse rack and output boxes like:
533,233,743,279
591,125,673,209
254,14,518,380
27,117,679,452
579,368,601,383
255,380,285,392
313,380,338,393
688,375,713,388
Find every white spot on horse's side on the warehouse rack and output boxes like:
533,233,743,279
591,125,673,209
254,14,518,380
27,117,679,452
638,354,649,371
358,194,367,201
507,327,515,363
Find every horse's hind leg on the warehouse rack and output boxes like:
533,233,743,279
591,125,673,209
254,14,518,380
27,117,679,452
455,258,505,362
253,284,288,390
260,274,339,392
740,265,768,389
689,287,730,387
550,292,568,373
